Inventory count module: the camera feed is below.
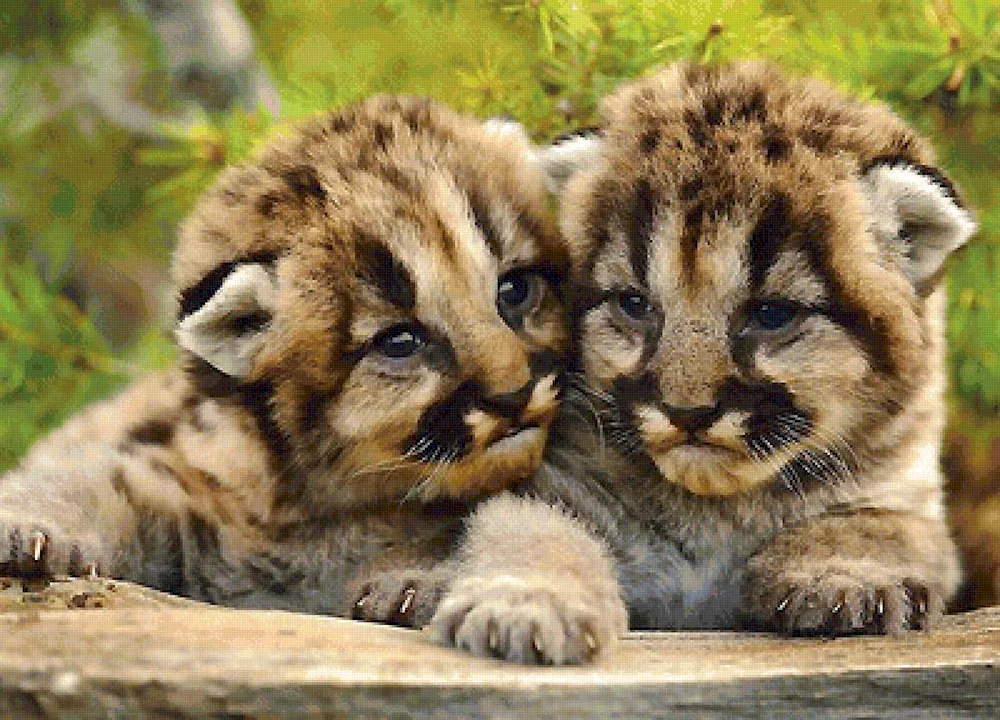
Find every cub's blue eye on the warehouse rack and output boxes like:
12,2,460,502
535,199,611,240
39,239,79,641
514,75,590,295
751,301,798,331
616,288,653,322
376,326,426,358
497,269,543,327
498,272,531,309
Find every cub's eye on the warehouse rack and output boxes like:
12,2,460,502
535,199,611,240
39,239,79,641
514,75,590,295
497,269,544,326
749,300,799,332
374,325,427,359
616,288,653,322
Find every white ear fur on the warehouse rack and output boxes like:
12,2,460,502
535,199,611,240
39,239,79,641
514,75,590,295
536,132,604,193
863,162,976,289
176,263,278,378
482,116,531,143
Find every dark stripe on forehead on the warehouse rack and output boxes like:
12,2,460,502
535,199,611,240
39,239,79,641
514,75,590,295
466,189,503,258
628,179,655,285
178,252,277,319
747,192,793,292
679,204,704,284
799,211,893,373
356,233,416,311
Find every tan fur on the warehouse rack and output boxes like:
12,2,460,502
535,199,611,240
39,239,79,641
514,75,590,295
432,62,974,662
0,97,569,620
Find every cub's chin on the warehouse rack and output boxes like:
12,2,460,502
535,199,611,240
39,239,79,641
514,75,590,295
649,442,773,497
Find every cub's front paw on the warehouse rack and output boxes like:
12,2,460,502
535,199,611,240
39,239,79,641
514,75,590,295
430,575,624,665
745,568,941,636
0,520,105,586
348,568,450,629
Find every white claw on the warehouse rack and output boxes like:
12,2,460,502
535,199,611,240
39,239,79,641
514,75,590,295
877,597,885,616
398,587,415,616
531,631,544,658
584,632,598,653
777,595,791,612
86,562,98,580
30,532,45,562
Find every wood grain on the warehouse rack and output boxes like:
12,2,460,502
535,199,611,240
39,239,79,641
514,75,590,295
0,578,996,718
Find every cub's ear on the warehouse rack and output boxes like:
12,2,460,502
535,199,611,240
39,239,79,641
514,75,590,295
536,129,604,194
176,263,279,378
863,160,977,292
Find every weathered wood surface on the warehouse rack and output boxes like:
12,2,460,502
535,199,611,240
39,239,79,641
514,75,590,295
0,578,996,719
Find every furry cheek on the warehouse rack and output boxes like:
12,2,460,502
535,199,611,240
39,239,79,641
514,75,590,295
329,366,440,440
755,323,869,440
579,310,646,388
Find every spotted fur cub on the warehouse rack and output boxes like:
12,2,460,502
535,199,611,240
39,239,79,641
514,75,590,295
0,96,568,623
433,62,975,661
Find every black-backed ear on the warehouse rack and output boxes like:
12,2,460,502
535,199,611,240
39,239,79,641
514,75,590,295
862,160,977,292
176,263,278,378
536,129,604,193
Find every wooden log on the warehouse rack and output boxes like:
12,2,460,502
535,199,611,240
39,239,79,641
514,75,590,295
0,578,996,718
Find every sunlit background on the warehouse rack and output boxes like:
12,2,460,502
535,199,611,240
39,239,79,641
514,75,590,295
2,0,999,601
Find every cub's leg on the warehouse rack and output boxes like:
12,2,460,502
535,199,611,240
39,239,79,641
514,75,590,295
0,442,184,588
429,493,627,665
744,509,961,636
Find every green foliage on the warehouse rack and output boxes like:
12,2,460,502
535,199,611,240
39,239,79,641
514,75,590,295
1,0,998,468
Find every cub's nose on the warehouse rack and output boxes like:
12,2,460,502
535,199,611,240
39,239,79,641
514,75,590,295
665,404,720,434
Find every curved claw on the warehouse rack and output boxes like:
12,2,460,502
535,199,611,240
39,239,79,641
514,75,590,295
351,587,371,620
398,586,416,617
29,531,46,563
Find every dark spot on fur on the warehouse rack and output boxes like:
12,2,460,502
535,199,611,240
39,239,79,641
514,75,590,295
177,252,277,319
127,419,175,447
680,178,702,202
300,390,328,434
329,113,352,133
640,128,660,153
356,233,416,311
736,87,768,123
703,91,725,127
800,125,833,152
281,165,326,202
372,122,394,152
747,192,793,291
187,512,222,558
762,125,790,162
256,193,280,217
685,108,709,147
